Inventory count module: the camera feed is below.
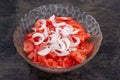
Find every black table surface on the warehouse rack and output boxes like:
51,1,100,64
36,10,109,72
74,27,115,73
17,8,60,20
0,0,120,80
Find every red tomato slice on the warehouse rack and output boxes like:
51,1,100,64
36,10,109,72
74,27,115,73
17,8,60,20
86,42,94,54
28,50,38,62
46,59,58,68
25,32,35,40
24,40,34,53
47,52,57,59
63,57,73,68
38,55,46,65
71,49,86,63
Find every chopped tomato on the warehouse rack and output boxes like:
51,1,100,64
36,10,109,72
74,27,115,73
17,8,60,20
24,15,94,68
24,40,34,53
47,52,57,59
28,49,38,62
71,49,86,63
85,42,94,54
46,59,58,68
63,57,73,68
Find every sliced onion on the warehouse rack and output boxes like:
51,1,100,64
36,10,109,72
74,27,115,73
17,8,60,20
54,22,66,27
62,37,70,50
61,27,71,36
37,47,50,56
43,27,48,38
32,28,37,32
55,28,61,33
49,15,67,28
54,51,70,56
39,19,46,30
32,33,44,45
61,25,74,36
49,14,55,22
57,40,66,51
50,42,60,51
69,47,77,51
70,36,80,47
50,33,60,43
72,30,80,34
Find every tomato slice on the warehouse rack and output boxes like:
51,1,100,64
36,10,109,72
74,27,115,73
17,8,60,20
71,49,86,63
28,49,38,62
63,57,73,68
46,59,58,68
47,52,57,59
86,42,94,54
38,55,46,65
24,40,34,53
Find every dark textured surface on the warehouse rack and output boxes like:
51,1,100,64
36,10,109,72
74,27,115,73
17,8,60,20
0,0,120,80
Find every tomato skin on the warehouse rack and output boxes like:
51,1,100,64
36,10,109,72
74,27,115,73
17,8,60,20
24,40,34,54
38,55,46,65
47,53,57,59
27,49,38,61
46,59,59,68
86,42,94,54
70,49,87,63
63,57,73,68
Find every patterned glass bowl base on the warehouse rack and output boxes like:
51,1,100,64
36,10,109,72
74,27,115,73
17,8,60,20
13,4,103,73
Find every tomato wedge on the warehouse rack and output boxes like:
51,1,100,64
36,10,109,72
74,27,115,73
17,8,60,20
24,40,34,53
63,57,73,68
86,42,94,54
28,49,38,62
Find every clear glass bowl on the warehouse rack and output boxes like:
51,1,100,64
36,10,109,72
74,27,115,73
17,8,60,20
13,4,103,73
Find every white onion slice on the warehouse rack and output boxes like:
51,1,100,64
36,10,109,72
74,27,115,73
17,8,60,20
61,25,74,36
32,28,37,32
69,47,77,51
43,27,48,38
49,14,55,22
70,36,80,47
32,33,44,45
50,42,60,51
53,22,66,27
72,30,80,34
50,33,60,43
62,37,70,50
49,15,67,28
57,40,66,51
54,51,70,56
37,47,50,56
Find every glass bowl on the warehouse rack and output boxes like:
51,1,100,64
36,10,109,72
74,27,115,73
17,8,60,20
13,4,103,73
